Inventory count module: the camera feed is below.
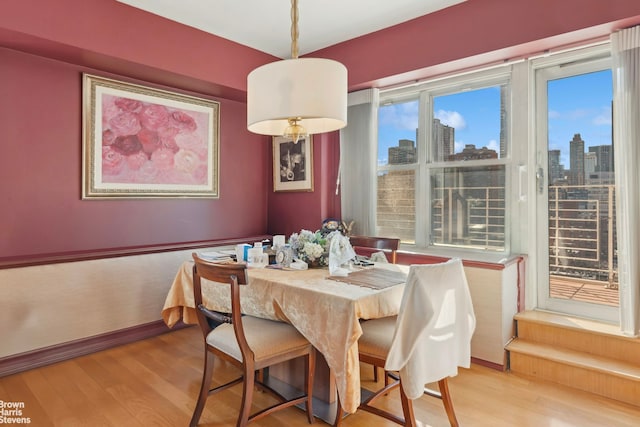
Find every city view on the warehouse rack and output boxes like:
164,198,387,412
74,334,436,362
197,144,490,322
377,85,506,249
377,69,617,305
546,69,618,302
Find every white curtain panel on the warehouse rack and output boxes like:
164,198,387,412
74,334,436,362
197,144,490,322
611,25,640,336
339,89,379,236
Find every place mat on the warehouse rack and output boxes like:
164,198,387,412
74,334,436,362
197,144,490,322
327,268,407,289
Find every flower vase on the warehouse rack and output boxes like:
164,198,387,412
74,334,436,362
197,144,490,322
300,252,328,268
307,259,322,268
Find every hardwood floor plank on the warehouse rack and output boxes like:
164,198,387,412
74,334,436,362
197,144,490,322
0,372,54,426
1,326,639,426
63,356,146,427
22,368,80,425
95,353,186,426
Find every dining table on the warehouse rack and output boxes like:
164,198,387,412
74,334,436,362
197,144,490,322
161,259,409,415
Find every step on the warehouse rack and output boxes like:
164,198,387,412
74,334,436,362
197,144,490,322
507,339,640,406
513,310,640,365
507,311,640,407
507,339,640,382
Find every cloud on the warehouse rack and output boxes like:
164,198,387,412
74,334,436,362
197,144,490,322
486,139,499,152
454,140,465,152
435,110,466,129
593,105,612,126
550,107,611,124
567,108,591,120
379,102,419,130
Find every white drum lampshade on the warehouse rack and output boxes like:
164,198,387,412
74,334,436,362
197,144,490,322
247,57,348,137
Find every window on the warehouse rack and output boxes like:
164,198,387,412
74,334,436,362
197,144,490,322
377,71,510,253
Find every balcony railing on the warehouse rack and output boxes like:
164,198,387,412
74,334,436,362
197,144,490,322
431,186,505,250
549,184,617,289
379,178,619,305
431,183,618,302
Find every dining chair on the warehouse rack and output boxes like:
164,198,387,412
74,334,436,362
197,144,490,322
334,258,476,427
349,235,400,264
190,253,316,427
349,235,401,381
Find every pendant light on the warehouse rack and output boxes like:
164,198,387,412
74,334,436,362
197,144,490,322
247,0,348,143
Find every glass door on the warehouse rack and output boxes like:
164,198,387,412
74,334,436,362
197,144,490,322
535,52,619,322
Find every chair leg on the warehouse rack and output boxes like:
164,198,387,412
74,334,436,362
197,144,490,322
399,381,417,427
237,362,256,427
332,399,344,427
190,350,216,427
305,349,316,424
372,365,390,386
438,378,459,427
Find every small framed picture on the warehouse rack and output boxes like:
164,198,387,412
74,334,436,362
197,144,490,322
272,135,313,192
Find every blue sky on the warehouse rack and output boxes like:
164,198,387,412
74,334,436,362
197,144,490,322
377,70,613,167
548,70,612,167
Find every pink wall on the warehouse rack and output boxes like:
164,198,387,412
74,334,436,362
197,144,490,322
0,0,275,101
0,48,269,260
0,0,278,262
2,0,640,261
314,0,640,90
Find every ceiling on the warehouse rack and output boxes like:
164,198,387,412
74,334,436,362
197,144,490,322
116,0,466,58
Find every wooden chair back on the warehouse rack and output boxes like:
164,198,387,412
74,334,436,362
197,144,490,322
190,253,316,426
191,254,249,343
349,235,400,263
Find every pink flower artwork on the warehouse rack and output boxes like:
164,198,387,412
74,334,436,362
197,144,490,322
100,94,210,185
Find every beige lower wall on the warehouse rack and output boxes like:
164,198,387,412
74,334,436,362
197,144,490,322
464,264,519,365
0,248,228,358
1,250,519,367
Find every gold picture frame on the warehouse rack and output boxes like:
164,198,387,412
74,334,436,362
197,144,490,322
272,135,313,192
82,74,220,199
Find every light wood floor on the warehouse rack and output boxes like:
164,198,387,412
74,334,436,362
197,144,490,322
1,326,639,426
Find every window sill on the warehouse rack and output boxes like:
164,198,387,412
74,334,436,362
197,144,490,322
398,245,521,269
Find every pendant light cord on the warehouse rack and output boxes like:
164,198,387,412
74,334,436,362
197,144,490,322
291,0,299,59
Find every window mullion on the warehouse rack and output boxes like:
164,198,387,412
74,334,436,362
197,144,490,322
415,91,430,247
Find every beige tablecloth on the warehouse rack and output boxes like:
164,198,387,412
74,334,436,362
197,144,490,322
162,261,408,413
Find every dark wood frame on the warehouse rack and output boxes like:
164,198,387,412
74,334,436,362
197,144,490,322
349,235,400,263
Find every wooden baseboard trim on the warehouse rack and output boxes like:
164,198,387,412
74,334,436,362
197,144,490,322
0,320,190,378
472,357,504,371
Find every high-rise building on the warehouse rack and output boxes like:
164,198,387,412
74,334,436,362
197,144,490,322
548,149,565,184
589,144,614,172
584,152,597,179
500,85,507,159
388,139,416,164
449,144,498,161
569,133,585,186
432,118,454,162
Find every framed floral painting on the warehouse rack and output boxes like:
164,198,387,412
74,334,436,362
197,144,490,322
82,74,220,198
272,135,313,192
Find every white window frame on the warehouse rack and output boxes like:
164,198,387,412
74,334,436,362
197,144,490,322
377,67,515,261
530,43,618,322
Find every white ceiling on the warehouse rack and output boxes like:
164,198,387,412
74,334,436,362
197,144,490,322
116,0,466,58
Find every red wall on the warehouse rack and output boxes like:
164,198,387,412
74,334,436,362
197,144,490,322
0,48,269,260
2,0,640,261
314,0,640,90
0,0,275,101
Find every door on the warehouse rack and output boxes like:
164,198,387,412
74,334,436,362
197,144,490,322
534,49,619,322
